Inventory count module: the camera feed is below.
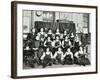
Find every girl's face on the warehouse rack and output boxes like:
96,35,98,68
48,37,50,40
65,36,68,40
58,48,61,51
80,47,83,51
46,48,49,52
57,29,59,32
49,30,52,33
40,28,44,32
36,36,39,40
67,48,70,52
64,31,67,34
32,28,35,33
56,36,59,40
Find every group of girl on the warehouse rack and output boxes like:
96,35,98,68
23,28,90,68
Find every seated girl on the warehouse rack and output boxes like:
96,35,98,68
74,46,83,65
63,48,73,65
40,48,53,68
79,47,90,65
74,47,90,66
53,48,64,65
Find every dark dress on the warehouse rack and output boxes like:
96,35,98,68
74,56,79,64
78,53,90,66
45,41,52,51
45,41,52,48
42,52,52,67
54,52,63,64
55,41,61,51
55,41,61,48
63,41,70,52
70,37,74,46
74,41,80,53
64,54,73,65
48,33,53,40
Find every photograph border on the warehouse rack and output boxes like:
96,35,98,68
11,1,98,78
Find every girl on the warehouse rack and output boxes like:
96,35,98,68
70,32,75,46
39,28,47,41
53,48,64,65
38,28,47,48
54,36,61,51
78,47,90,66
41,48,53,68
63,48,73,65
47,29,53,40
74,47,90,66
44,37,53,50
62,36,71,52
55,28,61,39
74,36,81,53
63,30,68,39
